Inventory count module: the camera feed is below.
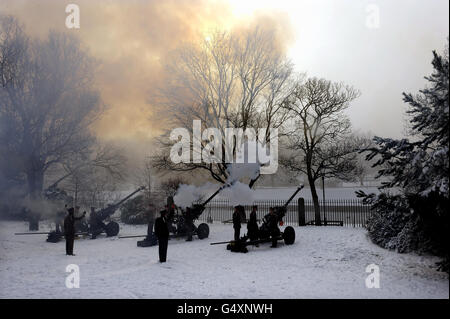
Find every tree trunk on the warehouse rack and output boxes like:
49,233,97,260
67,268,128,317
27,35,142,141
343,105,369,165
306,152,322,226
26,168,44,230
308,175,322,226
74,179,78,207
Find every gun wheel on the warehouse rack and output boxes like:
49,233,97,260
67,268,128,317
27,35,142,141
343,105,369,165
105,221,120,237
77,221,90,233
197,223,209,239
283,226,295,245
46,231,63,243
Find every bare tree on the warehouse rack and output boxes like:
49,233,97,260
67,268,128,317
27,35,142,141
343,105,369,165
152,27,294,186
131,158,154,201
280,77,361,225
0,16,101,212
160,177,187,198
58,144,127,208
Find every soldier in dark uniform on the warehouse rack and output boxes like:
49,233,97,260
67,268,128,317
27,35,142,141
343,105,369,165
232,206,241,241
267,207,280,248
155,209,169,262
89,207,101,239
27,207,40,231
185,207,194,241
247,205,259,245
64,207,86,255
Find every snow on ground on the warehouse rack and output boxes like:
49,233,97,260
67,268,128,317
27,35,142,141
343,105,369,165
0,220,448,299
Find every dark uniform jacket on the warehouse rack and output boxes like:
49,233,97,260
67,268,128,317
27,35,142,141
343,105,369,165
247,211,258,232
267,213,280,234
64,214,84,236
155,215,169,238
232,211,241,229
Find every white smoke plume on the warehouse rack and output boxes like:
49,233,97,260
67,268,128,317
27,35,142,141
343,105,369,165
226,140,261,183
22,197,65,219
174,140,274,209
220,181,255,206
226,138,277,183
173,182,218,209
226,163,260,182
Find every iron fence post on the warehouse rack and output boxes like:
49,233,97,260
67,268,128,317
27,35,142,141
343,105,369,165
298,197,305,226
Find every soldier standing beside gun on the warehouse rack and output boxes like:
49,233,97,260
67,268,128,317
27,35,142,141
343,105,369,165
232,206,241,241
89,207,101,239
155,209,169,263
267,207,280,248
247,205,259,245
185,207,195,241
64,207,86,256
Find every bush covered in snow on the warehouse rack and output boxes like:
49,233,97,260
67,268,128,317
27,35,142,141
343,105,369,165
359,44,449,272
361,192,448,261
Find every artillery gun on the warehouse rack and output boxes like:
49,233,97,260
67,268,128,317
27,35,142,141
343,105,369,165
120,184,229,247
16,186,146,242
210,185,304,253
82,186,146,239
169,186,224,240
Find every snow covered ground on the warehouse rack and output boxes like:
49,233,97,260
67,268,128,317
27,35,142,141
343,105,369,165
0,221,448,299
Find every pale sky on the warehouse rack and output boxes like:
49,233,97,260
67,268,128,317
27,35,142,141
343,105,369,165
229,0,449,138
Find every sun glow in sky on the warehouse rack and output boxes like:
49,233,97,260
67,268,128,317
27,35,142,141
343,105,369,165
0,0,448,146
230,0,449,139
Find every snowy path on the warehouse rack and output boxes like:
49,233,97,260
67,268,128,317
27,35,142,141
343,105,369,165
0,221,448,299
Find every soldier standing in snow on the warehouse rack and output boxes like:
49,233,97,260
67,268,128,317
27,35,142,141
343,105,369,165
232,206,241,241
184,206,195,241
267,207,280,248
247,205,259,244
155,209,169,262
64,207,86,256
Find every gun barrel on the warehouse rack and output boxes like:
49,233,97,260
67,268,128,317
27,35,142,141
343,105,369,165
118,234,147,239
283,185,304,207
15,231,89,236
97,186,146,220
201,182,236,207
111,186,146,209
201,188,222,207
15,232,51,235
210,240,233,245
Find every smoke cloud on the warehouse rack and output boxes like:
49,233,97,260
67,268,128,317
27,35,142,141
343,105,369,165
173,182,218,209
220,181,255,206
0,0,293,147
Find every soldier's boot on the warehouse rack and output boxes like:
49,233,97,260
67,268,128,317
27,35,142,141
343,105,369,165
270,238,277,248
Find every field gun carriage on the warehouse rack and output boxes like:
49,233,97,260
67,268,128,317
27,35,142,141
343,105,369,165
210,186,304,253
120,184,230,247
16,186,146,242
